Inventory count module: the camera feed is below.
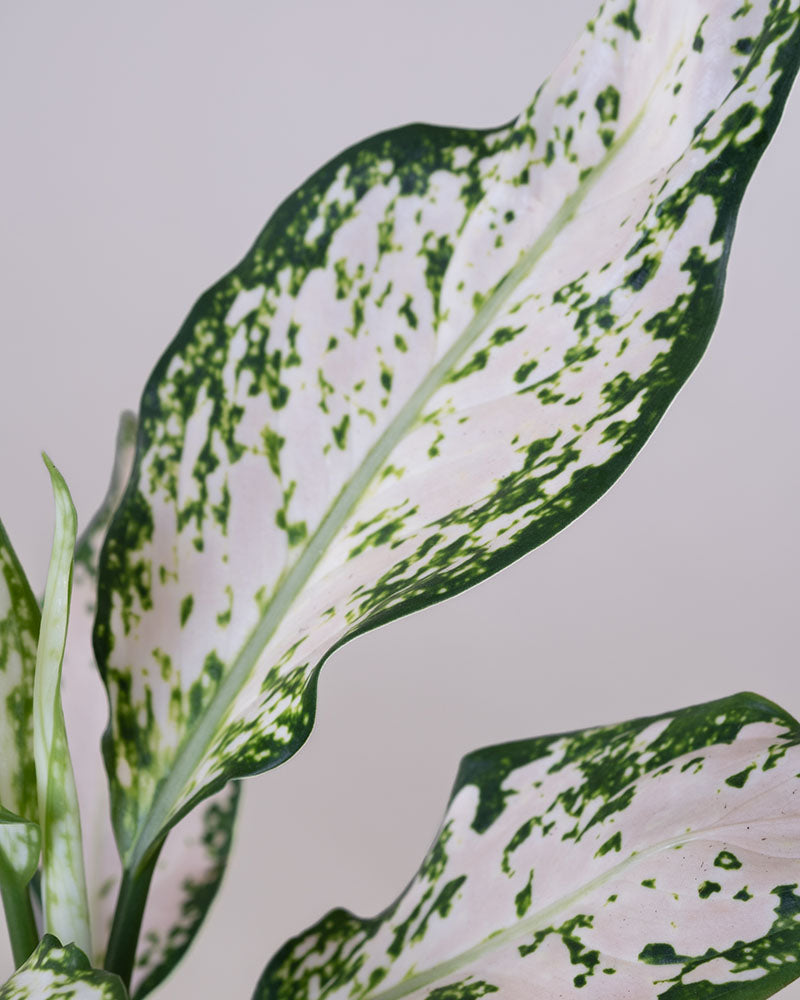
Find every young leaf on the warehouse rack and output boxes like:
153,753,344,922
254,693,800,1000
0,934,128,999
96,0,800,879
34,458,91,954
0,517,40,824
62,416,139,964
60,416,240,991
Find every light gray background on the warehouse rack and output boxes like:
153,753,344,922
1,2,798,996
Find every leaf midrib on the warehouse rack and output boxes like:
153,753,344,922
127,86,658,874
362,818,784,1000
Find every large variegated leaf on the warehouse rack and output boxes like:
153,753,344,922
0,517,39,824
255,693,800,1000
0,935,127,1000
96,0,800,880
62,416,239,993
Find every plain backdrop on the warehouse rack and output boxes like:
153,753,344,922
1,2,798,997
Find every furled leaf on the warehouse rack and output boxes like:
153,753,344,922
0,517,40,824
61,415,240,992
0,934,127,999
255,693,800,1000
96,0,800,875
34,458,91,954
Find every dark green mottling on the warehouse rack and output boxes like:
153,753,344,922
715,850,743,870
180,594,194,628
0,517,41,822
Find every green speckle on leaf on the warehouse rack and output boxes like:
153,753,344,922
332,414,350,450
180,595,194,627
595,831,622,857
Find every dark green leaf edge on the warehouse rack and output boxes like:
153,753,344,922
0,934,129,999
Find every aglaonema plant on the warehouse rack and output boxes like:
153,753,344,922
1,1,799,997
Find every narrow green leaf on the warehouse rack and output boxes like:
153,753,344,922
34,457,91,955
254,693,800,1000
0,517,40,824
96,0,800,877
0,934,128,999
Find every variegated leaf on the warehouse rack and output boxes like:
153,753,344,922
62,416,239,993
96,0,800,879
0,807,40,968
0,809,39,891
255,693,800,1000
34,459,91,955
0,518,42,967
0,935,127,1000
0,517,40,824
129,782,238,1000
63,417,138,965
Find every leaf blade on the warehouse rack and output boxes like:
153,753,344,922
253,693,800,1000
0,517,40,824
0,934,128,1000
96,0,800,872
34,457,91,954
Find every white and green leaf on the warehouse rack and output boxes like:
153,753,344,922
61,416,239,992
62,417,138,965
34,458,91,954
128,782,238,999
0,809,39,892
0,517,40,824
96,0,800,876
0,935,127,1000
255,692,800,1000
0,807,41,968
0,518,42,966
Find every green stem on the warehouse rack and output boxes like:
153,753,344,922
104,847,160,988
0,862,39,968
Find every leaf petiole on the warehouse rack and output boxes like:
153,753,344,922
104,846,161,988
